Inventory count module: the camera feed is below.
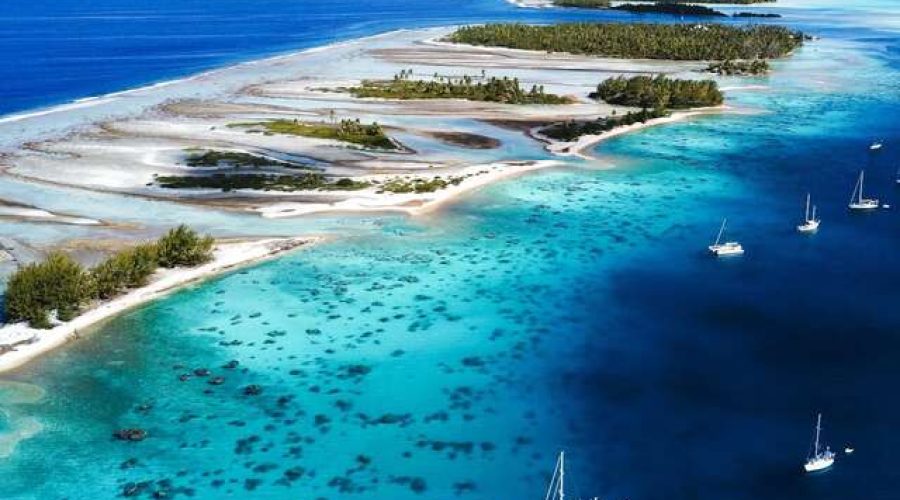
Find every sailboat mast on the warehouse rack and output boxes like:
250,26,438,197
859,171,865,203
559,451,565,500
715,218,727,246
814,413,822,457
805,193,811,221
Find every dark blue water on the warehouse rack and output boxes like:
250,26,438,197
0,0,627,116
0,0,793,117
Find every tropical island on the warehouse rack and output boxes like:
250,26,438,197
446,23,803,61
591,75,724,109
541,75,724,143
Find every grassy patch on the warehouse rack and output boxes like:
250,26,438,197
228,119,397,150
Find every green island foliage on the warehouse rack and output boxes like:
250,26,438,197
552,0,610,7
612,3,726,16
733,11,781,18
447,23,803,61
230,119,397,150
541,108,668,142
591,75,724,109
347,70,574,105
554,0,773,7
4,226,215,328
706,59,770,75
378,176,464,194
184,150,308,169
156,173,370,192
631,0,774,3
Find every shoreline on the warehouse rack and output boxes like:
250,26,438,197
0,236,319,374
538,106,730,160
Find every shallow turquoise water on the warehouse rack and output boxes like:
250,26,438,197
2,2,900,499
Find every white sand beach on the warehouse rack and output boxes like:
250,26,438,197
0,236,317,374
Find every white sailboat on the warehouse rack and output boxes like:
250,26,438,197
848,170,879,210
708,218,744,256
804,413,835,473
544,451,600,500
797,193,820,233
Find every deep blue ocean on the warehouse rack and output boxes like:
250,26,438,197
1,1,899,499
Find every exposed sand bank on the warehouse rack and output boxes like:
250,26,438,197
0,237,317,374
0,26,703,221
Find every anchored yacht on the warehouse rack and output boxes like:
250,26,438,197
804,413,835,473
797,193,820,233
848,171,879,210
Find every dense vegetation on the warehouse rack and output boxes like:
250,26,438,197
230,119,396,150
706,59,770,75
348,70,573,105
733,11,781,18
184,150,307,169
553,0,609,7
5,226,215,328
613,3,726,16
634,0,774,3
541,108,668,142
592,75,723,109
447,23,803,61
156,173,370,192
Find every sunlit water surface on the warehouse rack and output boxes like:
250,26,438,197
1,1,900,499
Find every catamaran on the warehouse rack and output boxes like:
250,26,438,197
708,218,744,256
804,413,835,473
797,193,820,233
848,170,879,210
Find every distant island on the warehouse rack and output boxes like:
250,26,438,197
447,23,803,61
553,0,774,6
551,0,781,18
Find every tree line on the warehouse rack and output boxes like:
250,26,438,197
541,108,669,142
447,23,803,61
591,75,724,109
4,225,215,329
348,71,573,105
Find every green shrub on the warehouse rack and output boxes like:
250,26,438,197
156,225,215,268
91,243,159,300
5,253,90,327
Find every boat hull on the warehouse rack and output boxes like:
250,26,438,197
708,244,744,256
849,201,879,210
804,457,834,472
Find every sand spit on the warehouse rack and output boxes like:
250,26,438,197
0,237,317,374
